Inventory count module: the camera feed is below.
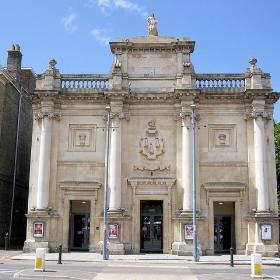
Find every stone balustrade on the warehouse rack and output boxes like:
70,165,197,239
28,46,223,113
61,74,109,89
196,74,245,88
59,73,248,91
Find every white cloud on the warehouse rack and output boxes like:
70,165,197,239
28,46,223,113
113,0,147,17
90,28,111,45
88,0,147,17
61,13,78,32
84,0,95,8
90,29,102,36
87,0,147,45
95,0,112,13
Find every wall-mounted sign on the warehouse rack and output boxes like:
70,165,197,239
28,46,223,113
184,223,194,240
108,222,119,239
261,223,272,241
33,221,44,238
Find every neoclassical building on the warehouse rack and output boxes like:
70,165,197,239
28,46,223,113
24,24,279,256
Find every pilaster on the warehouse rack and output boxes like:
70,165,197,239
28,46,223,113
249,100,270,213
180,106,192,212
33,100,60,211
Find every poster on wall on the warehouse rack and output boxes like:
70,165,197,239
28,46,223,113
184,223,194,240
108,223,119,239
33,221,44,238
261,223,272,241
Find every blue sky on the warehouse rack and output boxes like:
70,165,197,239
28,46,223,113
1,0,280,121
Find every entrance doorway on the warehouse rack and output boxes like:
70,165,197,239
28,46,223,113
70,200,90,251
140,200,163,252
214,202,235,253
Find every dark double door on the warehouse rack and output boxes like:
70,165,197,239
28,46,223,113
71,213,90,250
214,215,233,253
141,200,163,252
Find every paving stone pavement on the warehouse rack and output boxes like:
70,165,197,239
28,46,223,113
1,249,280,279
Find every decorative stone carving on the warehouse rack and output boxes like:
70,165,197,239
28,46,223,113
68,124,96,151
250,110,270,119
133,164,170,171
179,111,191,119
33,112,61,120
208,124,236,151
249,57,257,67
176,110,201,123
140,120,164,160
49,59,57,69
103,111,130,121
114,55,121,68
218,133,226,144
147,13,158,36
128,178,176,195
244,109,271,121
78,134,87,145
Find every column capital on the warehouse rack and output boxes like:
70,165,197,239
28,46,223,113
34,111,61,120
244,100,271,120
103,110,130,121
245,109,271,120
111,111,130,120
174,110,201,122
179,111,191,119
33,101,61,120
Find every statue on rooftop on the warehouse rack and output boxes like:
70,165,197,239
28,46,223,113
147,13,158,36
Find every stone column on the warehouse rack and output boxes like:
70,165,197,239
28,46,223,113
35,101,54,210
251,103,269,212
109,115,122,211
181,112,192,211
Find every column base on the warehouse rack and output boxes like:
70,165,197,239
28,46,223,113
26,208,58,217
171,241,201,256
96,240,125,255
107,241,125,255
23,240,57,253
246,243,279,257
106,209,130,218
174,209,204,218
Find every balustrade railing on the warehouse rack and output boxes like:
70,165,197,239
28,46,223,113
196,74,245,88
61,74,109,89
60,74,246,90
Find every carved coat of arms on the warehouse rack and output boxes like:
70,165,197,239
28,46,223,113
140,120,164,160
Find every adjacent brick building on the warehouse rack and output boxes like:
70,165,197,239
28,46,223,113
0,45,35,245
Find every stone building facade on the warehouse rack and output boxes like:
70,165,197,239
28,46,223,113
24,32,279,256
0,45,36,245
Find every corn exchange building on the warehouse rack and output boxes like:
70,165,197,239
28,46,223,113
24,18,280,256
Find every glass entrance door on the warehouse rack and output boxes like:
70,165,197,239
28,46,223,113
214,215,232,253
71,213,90,250
141,201,163,252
